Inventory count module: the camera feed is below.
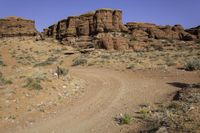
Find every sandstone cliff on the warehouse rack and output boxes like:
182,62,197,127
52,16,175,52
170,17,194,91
0,16,38,38
186,26,200,39
43,8,127,40
126,22,196,41
43,9,199,50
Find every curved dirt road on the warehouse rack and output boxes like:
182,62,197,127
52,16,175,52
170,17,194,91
15,68,200,133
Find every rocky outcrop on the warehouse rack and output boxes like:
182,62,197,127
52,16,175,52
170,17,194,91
43,9,199,51
96,33,129,50
44,9,126,40
0,16,38,38
126,23,196,41
186,26,200,39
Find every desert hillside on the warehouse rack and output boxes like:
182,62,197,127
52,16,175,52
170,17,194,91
0,9,200,133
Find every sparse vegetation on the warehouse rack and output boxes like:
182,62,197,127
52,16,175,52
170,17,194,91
138,106,151,119
195,39,200,44
56,66,69,77
126,63,135,69
119,113,132,125
24,78,43,90
34,57,58,67
185,58,200,71
165,57,175,66
0,59,4,66
0,56,5,66
140,85,200,133
72,58,87,66
0,72,12,85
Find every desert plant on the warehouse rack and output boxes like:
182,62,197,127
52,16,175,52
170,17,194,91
0,56,5,66
56,66,69,77
119,113,132,125
0,59,4,66
0,72,12,85
101,55,110,59
165,57,175,66
126,63,135,69
24,78,42,90
72,58,87,66
34,57,58,67
167,102,182,110
195,39,200,45
185,59,200,71
138,107,151,118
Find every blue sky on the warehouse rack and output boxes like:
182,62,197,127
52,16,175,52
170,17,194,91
0,0,199,31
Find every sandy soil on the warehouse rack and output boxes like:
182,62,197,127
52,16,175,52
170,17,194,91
7,67,199,133
0,39,199,133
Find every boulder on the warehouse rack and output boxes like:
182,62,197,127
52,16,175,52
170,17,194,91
98,34,114,50
97,33,129,50
113,37,129,50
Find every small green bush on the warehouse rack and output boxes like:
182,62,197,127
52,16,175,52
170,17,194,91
185,59,200,71
24,78,42,90
0,72,12,85
120,113,132,125
138,107,151,118
72,58,87,66
0,57,5,66
0,60,4,66
56,67,69,77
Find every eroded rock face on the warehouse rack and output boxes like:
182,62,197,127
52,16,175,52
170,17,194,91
43,9,198,51
0,16,38,38
44,9,125,39
186,26,200,39
126,22,196,41
97,33,129,50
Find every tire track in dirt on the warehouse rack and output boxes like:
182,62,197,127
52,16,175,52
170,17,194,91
15,68,200,133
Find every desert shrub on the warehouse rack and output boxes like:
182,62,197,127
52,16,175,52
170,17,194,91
138,107,151,118
0,56,5,66
185,59,200,71
195,39,200,44
24,78,42,90
165,57,175,66
167,102,182,110
56,66,69,76
119,113,132,125
34,57,58,67
191,83,200,88
101,55,110,59
130,37,137,41
72,58,87,66
0,59,4,66
0,72,12,85
52,49,62,54
126,63,135,69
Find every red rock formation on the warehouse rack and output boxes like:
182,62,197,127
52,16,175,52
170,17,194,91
0,16,38,38
97,33,129,50
186,26,200,39
126,22,196,41
43,9,198,51
44,9,126,39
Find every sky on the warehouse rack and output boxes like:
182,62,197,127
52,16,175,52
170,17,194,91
0,0,199,31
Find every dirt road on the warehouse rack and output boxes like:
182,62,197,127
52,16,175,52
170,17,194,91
13,68,200,133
